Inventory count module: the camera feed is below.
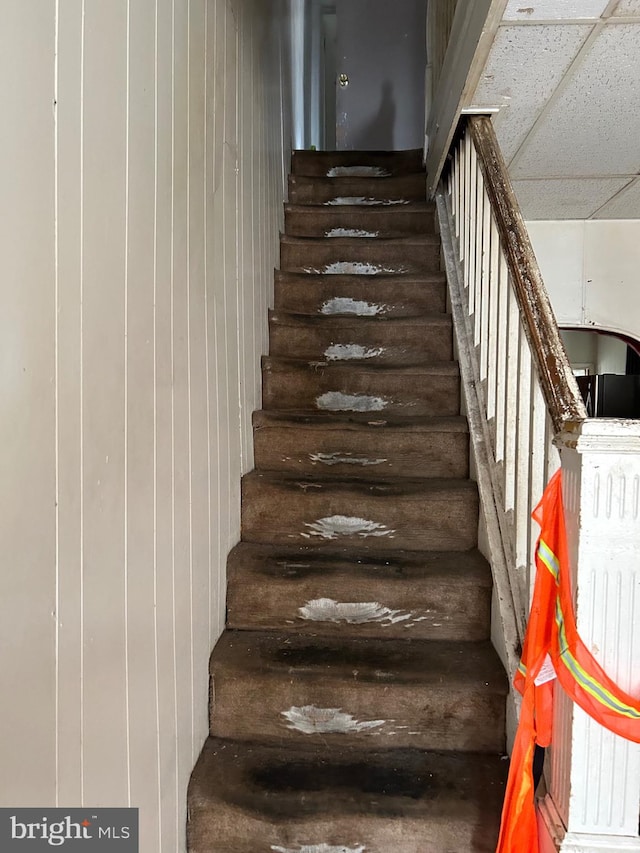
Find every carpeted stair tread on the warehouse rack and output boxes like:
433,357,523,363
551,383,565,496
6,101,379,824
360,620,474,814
208,630,507,751
187,146,508,852
240,471,478,552
262,357,460,416
226,542,491,640
268,311,452,364
188,738,507,852
252,410,469,430
252,410,468,480
285,201,435,238
274,270,447,316
288,173,426,205
263,356,458,372
291,147,424,175
280,234,440,274
210,630,506,688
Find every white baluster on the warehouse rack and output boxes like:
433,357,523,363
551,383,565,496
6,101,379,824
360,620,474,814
473,165,485,347
494,251,509,464
462,133,471,268
514,333,532,592
452,147,460,236
479,196,492,386
503,282,520,513
468,142,478,314
527,377,548,596
486,212,500,422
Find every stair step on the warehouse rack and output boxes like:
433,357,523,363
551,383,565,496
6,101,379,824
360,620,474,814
188,148,509,853
262,357,460,417
241,471,478,551
285,202,435,238
226,542,491,640
280,235,440,274
189,737,507,853
288,173,426,205
268,312,452,364
274,271,447,316
252,411,468,480
209,631,506,751
291,147,424,176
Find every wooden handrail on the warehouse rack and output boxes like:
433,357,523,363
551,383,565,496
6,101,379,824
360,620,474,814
467,116,587,435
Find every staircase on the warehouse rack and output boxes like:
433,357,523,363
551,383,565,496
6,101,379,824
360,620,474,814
187,150,508,852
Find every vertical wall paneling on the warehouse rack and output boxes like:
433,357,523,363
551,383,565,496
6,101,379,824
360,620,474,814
212,0,232,630
56,0,84,809
0,2,57,805
170,3,194,840
237,0,252,465
224,1,242,549
154,1,180,847
1,0,291,849
81,0,129,805
204,0,221,652
126,0,162,848
187,0,211,766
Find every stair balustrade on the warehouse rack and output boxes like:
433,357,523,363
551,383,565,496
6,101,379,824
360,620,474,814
436,115,640,853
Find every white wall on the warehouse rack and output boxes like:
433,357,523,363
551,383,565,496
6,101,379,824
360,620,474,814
561,329,628,375
597,334,627,374
0,1,290,851
527,220,640,345
560,329,597,367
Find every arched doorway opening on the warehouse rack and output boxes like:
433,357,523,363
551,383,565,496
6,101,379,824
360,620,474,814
560,327,640,417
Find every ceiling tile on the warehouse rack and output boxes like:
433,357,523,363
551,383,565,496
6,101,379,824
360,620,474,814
611,0,640,15
512,25,640,177
593,178,640,217
512,178,630,219
471,25,591,162
503,0,610,20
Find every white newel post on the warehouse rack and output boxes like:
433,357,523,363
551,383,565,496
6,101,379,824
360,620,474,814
538,420,640,853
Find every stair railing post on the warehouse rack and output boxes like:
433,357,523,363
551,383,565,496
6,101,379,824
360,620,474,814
538,419,640,853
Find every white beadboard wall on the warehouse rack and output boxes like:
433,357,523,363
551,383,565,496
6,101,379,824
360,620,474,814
0,1,290,851
527,219,640,344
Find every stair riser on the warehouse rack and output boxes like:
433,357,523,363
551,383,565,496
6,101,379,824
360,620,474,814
262,367,460,417
274,275,447,316
227,573,489,641
241,477,478,552
289,174,426,204
269,319,452,364
280,240,440,274
285,206,435,237
253,423,468,480
210,671,505,753
291,148,424,175
189,814,496,853
188,737,506,853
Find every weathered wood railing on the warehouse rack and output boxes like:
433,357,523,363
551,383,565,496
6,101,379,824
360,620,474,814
436,115,640,853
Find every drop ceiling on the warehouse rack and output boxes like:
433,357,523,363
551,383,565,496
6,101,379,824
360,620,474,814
467,0,640,219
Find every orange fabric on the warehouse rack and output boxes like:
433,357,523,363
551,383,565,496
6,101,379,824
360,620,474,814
494,683,541,853
496,469,640,853
495,495,556,853
537,471,640,743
